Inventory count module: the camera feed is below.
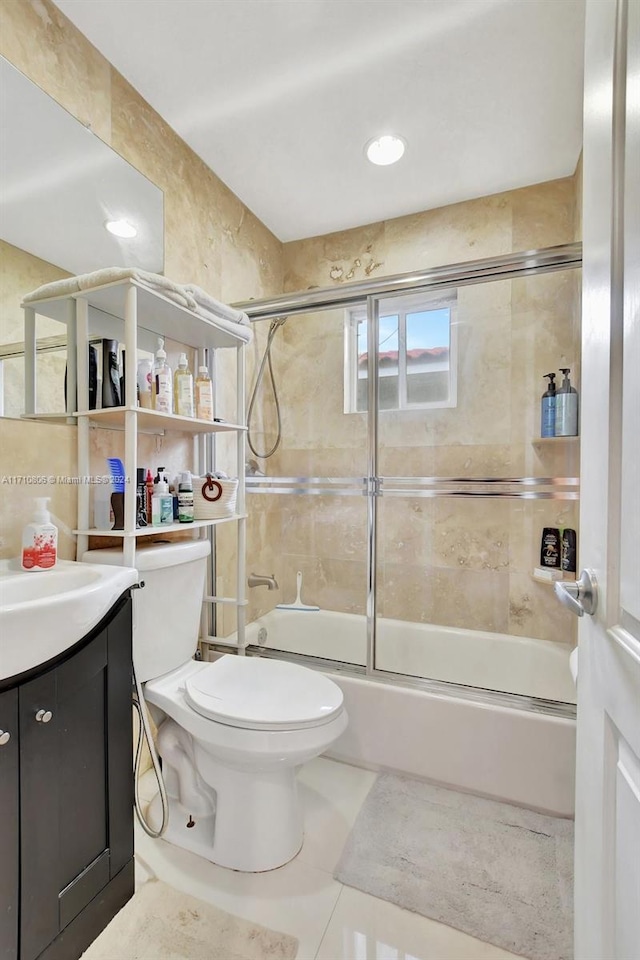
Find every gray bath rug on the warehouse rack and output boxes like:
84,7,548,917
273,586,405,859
335,773,573,960
82,879,298,960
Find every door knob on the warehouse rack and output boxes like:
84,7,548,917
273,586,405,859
35,709,53,723
0,730,10,746
554,569,598,617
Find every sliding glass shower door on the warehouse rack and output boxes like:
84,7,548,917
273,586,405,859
371,268,580,705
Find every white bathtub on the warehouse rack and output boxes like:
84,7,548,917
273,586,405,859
232,610,577,816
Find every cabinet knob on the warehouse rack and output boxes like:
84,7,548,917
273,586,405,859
0,729,10,746
35,709,53,723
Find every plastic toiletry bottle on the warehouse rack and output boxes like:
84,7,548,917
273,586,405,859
540,373,556,438
178,472,194,523
561,528,577,574
152,338,172,414
151,471,173,526
195,366,214,421
540,527,561,568
174,353,194,417
555,368,579,437
145,469,154,522
21,498,58,570
137,358,153,409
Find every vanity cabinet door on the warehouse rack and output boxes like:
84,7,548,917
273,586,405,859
19,598,133,960
0,687,19,960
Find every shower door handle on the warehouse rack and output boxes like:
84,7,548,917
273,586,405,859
554,569,598,617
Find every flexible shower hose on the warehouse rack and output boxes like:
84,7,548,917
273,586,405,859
133,666,169,839
247,318,284,460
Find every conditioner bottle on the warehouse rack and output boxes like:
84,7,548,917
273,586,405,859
555,368,579,437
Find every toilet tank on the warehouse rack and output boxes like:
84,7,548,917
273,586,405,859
82,540,210,682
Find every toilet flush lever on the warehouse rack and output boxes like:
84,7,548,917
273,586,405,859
554,569,598,618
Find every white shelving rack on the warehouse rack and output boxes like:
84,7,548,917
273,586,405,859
22,278,247,651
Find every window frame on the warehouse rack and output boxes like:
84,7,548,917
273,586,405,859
343,289,458,414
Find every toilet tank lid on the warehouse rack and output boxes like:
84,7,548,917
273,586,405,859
82,539,210,571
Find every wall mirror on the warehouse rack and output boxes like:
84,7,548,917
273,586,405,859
0,56,164,419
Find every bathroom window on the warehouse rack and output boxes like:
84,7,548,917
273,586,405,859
344,291,457,413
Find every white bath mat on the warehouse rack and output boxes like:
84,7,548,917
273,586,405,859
82,879,298,960
335,773,573,960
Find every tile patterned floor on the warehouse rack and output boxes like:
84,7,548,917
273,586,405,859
135,758,521,960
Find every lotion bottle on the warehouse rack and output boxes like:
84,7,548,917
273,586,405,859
195,366,214,421
174,353,194,418
152,338,172,414
21,498,58,570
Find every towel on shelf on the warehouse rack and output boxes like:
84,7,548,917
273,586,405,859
23,277,81,302
194,305,253,343
183,283,250,326
24,268,198,310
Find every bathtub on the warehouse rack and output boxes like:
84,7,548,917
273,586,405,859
231,610,576,816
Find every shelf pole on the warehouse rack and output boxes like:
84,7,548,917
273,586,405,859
76,299,90,561
236,342,246,654
122,284,138,569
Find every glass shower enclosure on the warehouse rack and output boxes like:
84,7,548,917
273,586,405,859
236,244,582,714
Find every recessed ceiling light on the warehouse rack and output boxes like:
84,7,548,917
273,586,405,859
105,219,137,238
365,135,406,166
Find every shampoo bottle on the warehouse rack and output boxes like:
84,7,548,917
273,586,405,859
195,366,214,421
540,373,556,438
21,498,58,570
152,338,172,414
540,527,561,568
174,353,194,418
555,368,579,436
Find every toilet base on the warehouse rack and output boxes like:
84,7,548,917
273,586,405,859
148,724,305,872
148,791,303,872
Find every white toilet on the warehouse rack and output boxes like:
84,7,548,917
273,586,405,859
84,540,348,872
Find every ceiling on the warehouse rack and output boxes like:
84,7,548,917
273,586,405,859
55,0,585,243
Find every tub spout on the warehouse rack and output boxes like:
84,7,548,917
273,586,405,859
248,572,279,590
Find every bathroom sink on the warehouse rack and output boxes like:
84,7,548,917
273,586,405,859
0,558,139,682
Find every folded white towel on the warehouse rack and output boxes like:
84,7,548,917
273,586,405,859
183,284,249,326
195,305,252,343
23,277,81,302
24,268,198,311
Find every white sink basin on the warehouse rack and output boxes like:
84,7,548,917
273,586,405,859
0,558,138,682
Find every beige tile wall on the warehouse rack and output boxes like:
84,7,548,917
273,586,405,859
0,0,283,564
245,176,581,646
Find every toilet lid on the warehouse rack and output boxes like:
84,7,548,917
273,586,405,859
184,655,344,731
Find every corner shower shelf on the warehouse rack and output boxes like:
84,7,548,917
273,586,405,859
74,406,247,436
531,436,580,445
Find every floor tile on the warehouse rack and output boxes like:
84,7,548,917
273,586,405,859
316,886,522,960
135,823,342,960
296,757,377,873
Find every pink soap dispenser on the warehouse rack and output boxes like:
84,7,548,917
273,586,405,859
21,497,58,571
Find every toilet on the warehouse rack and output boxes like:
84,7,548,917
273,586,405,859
83,540,348,872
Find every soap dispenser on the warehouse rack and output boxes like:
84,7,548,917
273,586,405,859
152,337,172,414
540,373,556,438
21,497,58,570
555,368,579,437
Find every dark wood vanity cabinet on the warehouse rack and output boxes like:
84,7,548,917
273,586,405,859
0,594,134,960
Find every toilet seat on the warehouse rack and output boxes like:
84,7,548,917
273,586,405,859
184,655,344,731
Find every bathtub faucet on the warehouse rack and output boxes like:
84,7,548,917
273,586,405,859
248,572,279,590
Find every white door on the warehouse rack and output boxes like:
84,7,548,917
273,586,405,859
564,0,640,957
